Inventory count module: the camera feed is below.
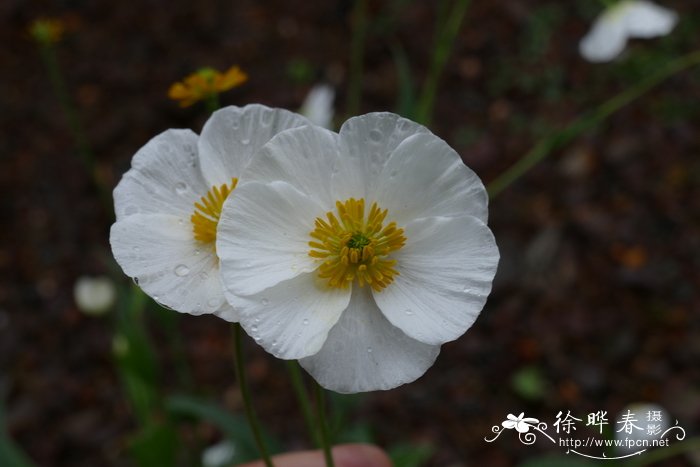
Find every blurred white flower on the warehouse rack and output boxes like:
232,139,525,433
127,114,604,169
614,402,670,454
110,105,309,320
202,440,236,467
73,275,116,315
217,112,499,393
299,84,335,129
579,1,678,63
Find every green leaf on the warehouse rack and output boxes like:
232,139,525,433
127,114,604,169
511,366,548,401
0,389,35,467
166,394,279,463
388,443,434,467
129,422,178,467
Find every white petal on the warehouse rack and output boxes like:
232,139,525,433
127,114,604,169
241,125,340,210
299,84,335,129
198,104,310,187
621,1,678,38
373,216,499,346
374,132,488,226
233,273,350,360
113,129,209,220
502,420,517,429
300,287,440,393
217,181,324,296
110,214,233,317
579,11,628,62
334,113,430,202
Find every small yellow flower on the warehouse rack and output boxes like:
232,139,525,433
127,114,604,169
29,17,66,45
168,66,248,108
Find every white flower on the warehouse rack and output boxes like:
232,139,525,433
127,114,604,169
217,113,499,393
202,440,236,467
110,104,309,320
502,413,539,433
299,84,335,129
73,275,116,315
579,1,678,63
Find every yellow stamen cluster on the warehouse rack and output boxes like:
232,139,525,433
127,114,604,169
309,198,406,292
191,178,238,247
168,66,248,107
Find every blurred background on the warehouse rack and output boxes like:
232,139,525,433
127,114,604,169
2,0,699,465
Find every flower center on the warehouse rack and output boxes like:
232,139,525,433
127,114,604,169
308,198,406,292
191,178,238,247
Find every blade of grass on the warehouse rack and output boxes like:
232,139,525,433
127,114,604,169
415,0,471,125
487,49,700,198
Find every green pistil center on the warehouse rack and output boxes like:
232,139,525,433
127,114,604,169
347,233,371,250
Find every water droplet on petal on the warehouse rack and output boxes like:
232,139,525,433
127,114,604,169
261,299,269,306
207,298,221,308
366,347,373,353
194,249,200,255
302,319,309,325
241,138,250,145
174,264,190,276
271,340,277,347
251,325,258,332
175,182,187,194
404,309,414,316
254,318,260,324
133,246,140,252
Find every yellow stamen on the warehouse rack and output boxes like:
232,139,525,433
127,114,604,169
191,178,238,248
308,198,406,292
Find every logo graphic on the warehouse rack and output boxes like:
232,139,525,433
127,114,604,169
485,409,686,460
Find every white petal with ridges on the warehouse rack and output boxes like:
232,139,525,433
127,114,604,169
110,213,237,319
217,181,324,296
198,105,310,187
113,129,209,220
241,125,340,210
373,216,499,346
374,132,488,226
300,287,440,393
233,273,350,359
334,113,430,202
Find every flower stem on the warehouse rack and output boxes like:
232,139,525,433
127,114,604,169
38,42,111,213
232,323,274,467
346,0,367,117
205,92,220,114
415,0,471,125
286,360,321,447
314,381,335,467
486,49,700,199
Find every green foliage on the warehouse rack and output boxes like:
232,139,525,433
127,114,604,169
511,366,549,401
389,443,435,467
286,59,315,84
166,394,280,463
129,422,179,467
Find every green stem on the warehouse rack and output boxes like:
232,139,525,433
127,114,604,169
314,382,335,467
232,324,274,467
487,49,700,199
623,435,700,466
415,0,470,125
286,360,321,447
38,43,111,213
346,0,367,117
205,92,220,114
